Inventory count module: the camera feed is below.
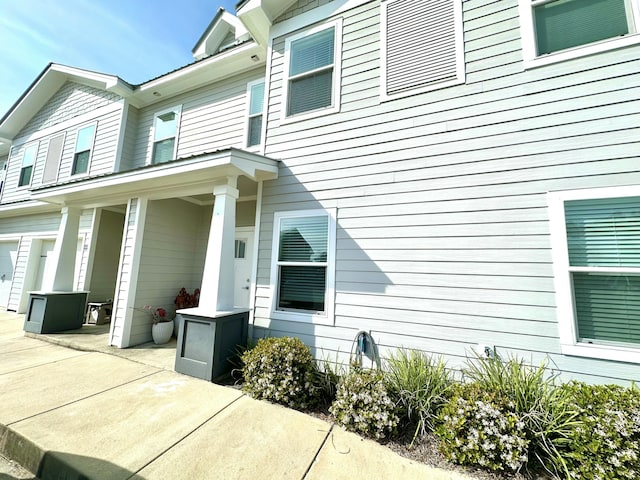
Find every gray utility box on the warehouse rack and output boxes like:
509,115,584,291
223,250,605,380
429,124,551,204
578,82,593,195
174,309,248,382
24,291,89,334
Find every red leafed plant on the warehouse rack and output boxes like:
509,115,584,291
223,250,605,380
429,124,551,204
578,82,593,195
175,288,200,309
142,305,170,324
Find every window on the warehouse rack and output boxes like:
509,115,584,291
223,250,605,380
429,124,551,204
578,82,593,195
381,0,465,99
519,0,640,67
549,188,640,363
270,209,337,323
246,80,265,147
283,20,342,120
18,143,38,187
151,106,181,164
72,124,96,176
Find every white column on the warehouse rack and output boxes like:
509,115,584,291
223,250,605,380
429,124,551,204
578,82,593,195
199,178,238,312
43,206,81,292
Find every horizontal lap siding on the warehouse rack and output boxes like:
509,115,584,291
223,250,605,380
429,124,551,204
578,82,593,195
17,82,121,139
131,69,263,168
255,0,640,383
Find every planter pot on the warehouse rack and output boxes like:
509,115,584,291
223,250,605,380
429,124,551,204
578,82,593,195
152,321,174,345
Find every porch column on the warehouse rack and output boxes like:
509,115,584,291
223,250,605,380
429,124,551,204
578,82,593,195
200,178,238,312
43,206,81,291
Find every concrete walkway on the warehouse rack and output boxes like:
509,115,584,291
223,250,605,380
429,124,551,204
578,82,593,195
0,312,476,480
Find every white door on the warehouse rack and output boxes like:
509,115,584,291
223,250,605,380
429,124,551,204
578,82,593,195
234,228,254,308
34,240,56,291
0,241,18,307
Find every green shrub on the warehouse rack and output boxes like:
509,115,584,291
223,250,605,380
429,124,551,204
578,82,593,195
436,383,530,473
241,336,317,409
385,349,453,442
462,355,577,474
329,365,400,439
561,382,640,480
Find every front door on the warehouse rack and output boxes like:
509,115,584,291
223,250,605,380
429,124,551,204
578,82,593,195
234,227,254,308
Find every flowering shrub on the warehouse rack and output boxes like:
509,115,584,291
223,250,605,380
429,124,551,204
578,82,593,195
436,384,529,473
329,366,399,439
241,337,317,409
560,382,640,480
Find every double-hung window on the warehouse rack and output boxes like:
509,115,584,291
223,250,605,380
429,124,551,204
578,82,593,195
246,79,265,147
381,0,465,100
549,188,640,363
519,0,640,67
151,106,181,164
271,209,337,324
72,124,96,176
283,20,342,120
18,143,38,187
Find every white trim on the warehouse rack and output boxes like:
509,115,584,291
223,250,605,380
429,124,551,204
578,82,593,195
380,0,466,101
147,104,182,165
113,100,130,173
71,121,97,177
248,181,263,329
269,208,337,326
519,0,640,69
245,78,266,149
280,19,343,124
548,185,640,364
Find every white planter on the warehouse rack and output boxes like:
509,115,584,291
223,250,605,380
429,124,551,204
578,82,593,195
152,321,174,345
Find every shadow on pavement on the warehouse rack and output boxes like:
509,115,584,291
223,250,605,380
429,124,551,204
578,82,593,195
37,452,144,480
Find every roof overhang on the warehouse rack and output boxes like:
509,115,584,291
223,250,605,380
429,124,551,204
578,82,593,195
192,9,251,60
236,0,299,46
0,200,60,219
30,148,278,209
132,41,264,108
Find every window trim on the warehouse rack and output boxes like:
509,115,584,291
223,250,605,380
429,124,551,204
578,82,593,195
17,142,39,188
380,0,466,101
280,19,343,124
519,0,640,69
245,78,265,148
269,209,337,325
148,105,182,165
548,186,640,364
71,123,97,177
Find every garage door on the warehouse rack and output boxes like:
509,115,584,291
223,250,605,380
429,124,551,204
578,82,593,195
0,241,18,308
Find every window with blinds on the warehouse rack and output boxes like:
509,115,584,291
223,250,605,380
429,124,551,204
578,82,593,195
271,210,336,321
534,0,631,55
284,21,341,118
276,215,328,312
564,197,640,347
151,106,181,164
381,0,465,99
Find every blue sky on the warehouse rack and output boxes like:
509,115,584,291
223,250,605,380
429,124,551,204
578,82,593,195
0,0,238,116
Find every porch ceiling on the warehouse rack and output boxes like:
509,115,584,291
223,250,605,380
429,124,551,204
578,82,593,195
30,148,278,209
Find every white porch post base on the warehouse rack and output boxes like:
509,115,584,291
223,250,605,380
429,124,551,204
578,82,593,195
199,179,238,312
43,206,81,292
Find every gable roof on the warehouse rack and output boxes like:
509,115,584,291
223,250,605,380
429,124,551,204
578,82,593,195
192,8,251,60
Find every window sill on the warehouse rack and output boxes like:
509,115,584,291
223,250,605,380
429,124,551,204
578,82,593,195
561,342,640,364
523,34,640,70
271,309,334,326
279,104,340,126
